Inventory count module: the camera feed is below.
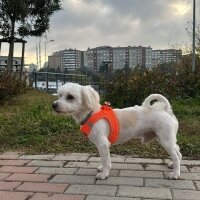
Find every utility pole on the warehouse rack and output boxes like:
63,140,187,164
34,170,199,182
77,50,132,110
36,42,39,69
39,38,41,69
192,0,196,72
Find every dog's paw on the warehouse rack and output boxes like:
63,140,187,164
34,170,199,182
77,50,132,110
168,172,180,180
97,166,103,172
96,172,109,180
167,162,174,169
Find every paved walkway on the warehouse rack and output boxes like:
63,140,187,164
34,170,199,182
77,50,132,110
0,152,200,200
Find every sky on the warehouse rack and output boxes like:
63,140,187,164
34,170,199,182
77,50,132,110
1,0,200,67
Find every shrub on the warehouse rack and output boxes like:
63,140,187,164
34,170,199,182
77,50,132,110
0,72,28,104
104,70,200,107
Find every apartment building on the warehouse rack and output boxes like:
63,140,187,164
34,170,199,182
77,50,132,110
112,47,128,70
48,47,182,73
84,46,153,72
0,56,22,71
129,46,152,69
48,49,83,72
152,49,182,67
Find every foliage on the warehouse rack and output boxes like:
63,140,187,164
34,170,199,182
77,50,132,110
104,69,200,107
186,21,200,55
0,0,62,72
0,72,28,104
0,0,62,37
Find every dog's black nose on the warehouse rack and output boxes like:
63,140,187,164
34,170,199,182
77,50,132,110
52,102,58,110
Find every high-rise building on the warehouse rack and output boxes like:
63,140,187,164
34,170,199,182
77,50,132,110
152,49,182,67
48,49,83,72
129,46,152,69
84,46,153,72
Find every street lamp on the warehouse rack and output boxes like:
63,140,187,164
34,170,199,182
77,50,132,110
45,39,54,70
192,0,196,72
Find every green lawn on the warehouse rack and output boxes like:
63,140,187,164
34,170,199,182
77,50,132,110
0,89,200,159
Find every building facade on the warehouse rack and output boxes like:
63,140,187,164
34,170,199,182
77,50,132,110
152,49,182,67
48,47,182,73
0,56,22,71
48,49,83,72
84,46,153,72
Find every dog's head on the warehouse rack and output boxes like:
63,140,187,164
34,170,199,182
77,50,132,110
52,82,100,115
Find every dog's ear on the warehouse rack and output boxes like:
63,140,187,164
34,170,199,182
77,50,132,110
82,85,100,110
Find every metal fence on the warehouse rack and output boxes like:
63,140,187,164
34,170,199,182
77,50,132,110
33,72,88,93
32,72,106,95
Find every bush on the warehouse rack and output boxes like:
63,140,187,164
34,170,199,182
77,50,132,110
0,72,28,104
104,70,200,107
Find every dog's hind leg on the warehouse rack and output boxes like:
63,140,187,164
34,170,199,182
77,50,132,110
167,144,182,169
95,139,111,180
158,131,181,179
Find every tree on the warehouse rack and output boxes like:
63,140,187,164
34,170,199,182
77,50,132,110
0,0,62,72
186,22,200,55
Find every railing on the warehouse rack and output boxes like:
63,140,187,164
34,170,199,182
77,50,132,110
33,72,88,93
32,72,107,96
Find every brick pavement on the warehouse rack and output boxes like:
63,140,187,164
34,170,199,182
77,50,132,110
0,152,200,200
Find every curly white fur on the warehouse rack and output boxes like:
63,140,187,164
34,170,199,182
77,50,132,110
53,82,182,180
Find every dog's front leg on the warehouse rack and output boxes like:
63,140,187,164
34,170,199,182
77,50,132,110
96,141,111,180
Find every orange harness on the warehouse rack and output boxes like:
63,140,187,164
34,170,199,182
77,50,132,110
80,104,120,144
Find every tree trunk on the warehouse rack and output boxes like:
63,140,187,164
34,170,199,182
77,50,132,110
7,20,15,73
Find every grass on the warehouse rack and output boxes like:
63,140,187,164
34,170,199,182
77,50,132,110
0,89,200,159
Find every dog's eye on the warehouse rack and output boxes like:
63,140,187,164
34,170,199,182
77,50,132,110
66,94,74,100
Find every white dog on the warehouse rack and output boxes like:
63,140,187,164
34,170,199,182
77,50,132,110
52,82,182,180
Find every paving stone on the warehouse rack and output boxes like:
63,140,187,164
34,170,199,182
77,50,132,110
65,162,143,170
194,181,200,190
0,166,38,173
53,155,89,161
112,163,143,170
65,162,101,168
18,155,55,160
176,172,200,180
179,160,200,166
75,168,119,176
96,176,143,186
0,160,30,166
30,193,85,200
16,182,69,193
119,170,164,178
88,157,125,163
86,196,140,200
0,173,11,180
0,154,20,160
28,160,64,167
65,184,117,196
125,157,163,164
145,178,196,189
173,189,200,200
0,191,33,200
117,186,172,199
50,175,95,184
0,181,21,190
189,166,200,172
35,167,77,175
6,173,51,182
145,164,188,172
1,152,21,155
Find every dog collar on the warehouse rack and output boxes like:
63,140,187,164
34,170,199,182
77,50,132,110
80,103,120,144
80,111,93,125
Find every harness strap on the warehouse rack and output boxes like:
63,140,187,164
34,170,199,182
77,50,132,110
80,104,119,144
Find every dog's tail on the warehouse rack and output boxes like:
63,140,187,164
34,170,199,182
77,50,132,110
142,94,172,113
